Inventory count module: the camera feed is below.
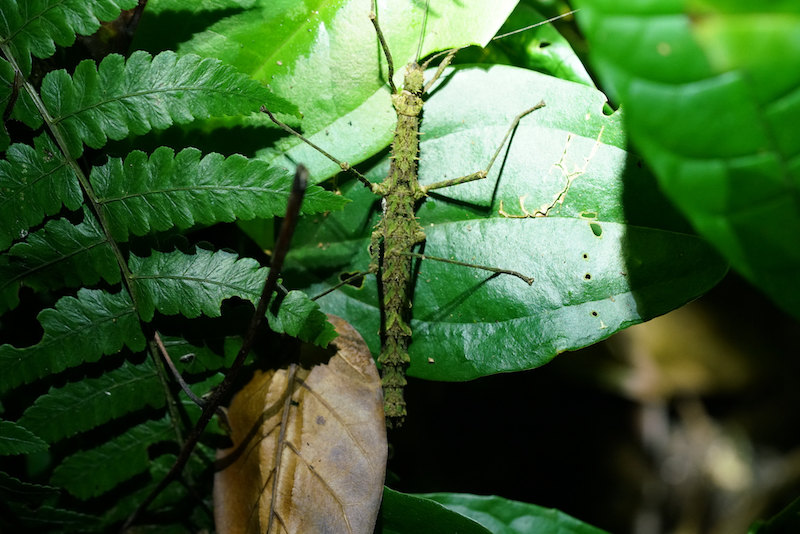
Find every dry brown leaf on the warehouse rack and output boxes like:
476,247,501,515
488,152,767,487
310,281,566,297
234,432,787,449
213,315,387,534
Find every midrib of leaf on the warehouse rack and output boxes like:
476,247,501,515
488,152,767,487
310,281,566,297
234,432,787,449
98,184,288,204
50,85,256,124
130,274,259,298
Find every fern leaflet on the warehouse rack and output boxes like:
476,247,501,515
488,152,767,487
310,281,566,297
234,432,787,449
0,288,144,392
17,358,164,443
92,146,348,240
0,0,138,75
0,135,79,251
0,419,48,455
51,417,174,499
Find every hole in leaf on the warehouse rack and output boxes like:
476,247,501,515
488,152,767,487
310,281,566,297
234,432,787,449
582,253,589,260
584,273,592,280
591,311,598,317
538,41,551,49
589,222,602,237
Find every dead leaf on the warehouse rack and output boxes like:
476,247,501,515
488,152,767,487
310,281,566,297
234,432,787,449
213,315,387,534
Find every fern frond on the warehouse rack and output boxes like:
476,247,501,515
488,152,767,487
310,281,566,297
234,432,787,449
0,288,145,392
0,0,138,75
0,208,118,313
0,135,80,252
51,417,174,499
91,147,349,241
129,247,266,321
42,50,293,158
17,359,163,443
0,419,47,455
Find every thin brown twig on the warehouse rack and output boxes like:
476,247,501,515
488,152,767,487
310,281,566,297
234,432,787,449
121,165,309,532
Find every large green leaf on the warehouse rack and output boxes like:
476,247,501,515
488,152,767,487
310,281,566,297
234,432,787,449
0,208,118,313
91,146,348,241
380,488,491,534
422,493,611,534
574,0,800,318
136,0,519,175
0,0,138,75
0,288,145,392
285,65,727,381
41,50,291,158
454,3,593,88
0,134,80,252
17,359,164,443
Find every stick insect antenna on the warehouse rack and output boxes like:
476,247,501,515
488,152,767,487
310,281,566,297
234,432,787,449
369,0,396,94
415,0,431,64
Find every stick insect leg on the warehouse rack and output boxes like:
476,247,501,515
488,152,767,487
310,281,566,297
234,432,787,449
311,270,374,301
405,252,533,285
260,106,373,189
422,101,545,194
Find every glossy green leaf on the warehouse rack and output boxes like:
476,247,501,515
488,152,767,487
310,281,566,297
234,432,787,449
285,65,727,381
574,0,800,318
423,493,612,534
380,488,490,534
0,420,47,456
18,359,164,443
138,0,519,178
42,50,291,158
0,135,80,252
0,208,118,313
51,417,174,499
91,146,348,241
0,289,145,393
0,0,138,75
455,3,593,87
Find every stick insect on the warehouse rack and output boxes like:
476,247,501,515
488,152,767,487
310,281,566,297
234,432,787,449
264,1,573,427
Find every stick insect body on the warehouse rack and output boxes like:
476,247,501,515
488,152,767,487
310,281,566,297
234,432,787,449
265,1,548,427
